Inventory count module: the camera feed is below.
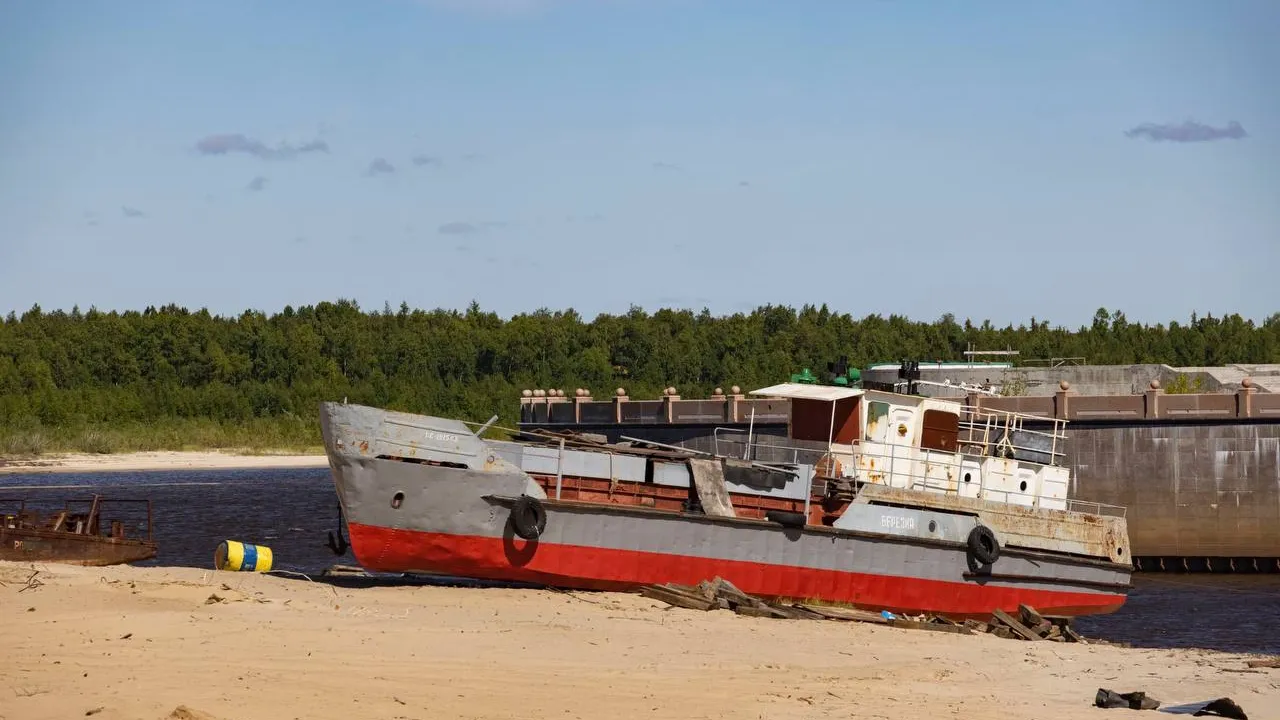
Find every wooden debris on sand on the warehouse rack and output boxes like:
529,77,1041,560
640,577,846,620
321,564,372,578
636,580,1097,643
965,604,1102,644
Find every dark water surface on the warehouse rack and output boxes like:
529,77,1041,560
3,467,1277,655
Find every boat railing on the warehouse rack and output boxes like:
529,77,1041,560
812,448,1129,519
959,402,1065,429
1063,498,1128,518
899,478,1127,518
714,415,1069,472
956,404,1069,466
896,379,1001,398
712,427,828,466
0,495,154,541
480,417,1123,518
714,406,1068,470
710,429,1126,518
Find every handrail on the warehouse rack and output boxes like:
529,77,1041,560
0,495,154,541
713,427,806,465
715,423,1068,466
709,428,1126,517
958,403,1069,428
462,414,1121,518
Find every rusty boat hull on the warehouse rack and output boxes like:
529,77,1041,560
1,495,157,567
0,527,157,566
319,400,1133,619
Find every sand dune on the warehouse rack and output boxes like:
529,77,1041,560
0,450,327,475
1,561,1275,720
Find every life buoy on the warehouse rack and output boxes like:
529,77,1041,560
967,524,1000,565
510,495,547,540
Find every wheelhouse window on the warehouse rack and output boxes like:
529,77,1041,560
865,401,890,443
920,409,959,453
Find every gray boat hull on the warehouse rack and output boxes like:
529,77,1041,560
319,401,1130,618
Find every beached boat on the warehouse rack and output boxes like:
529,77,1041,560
318,382,1132,618
0,494,157,566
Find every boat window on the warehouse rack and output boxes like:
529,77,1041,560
920,409,959,453
865,401,890,443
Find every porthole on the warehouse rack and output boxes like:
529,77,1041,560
1019,481,1028,492
963,473,972,483
928,520,937,533
391,492,405,509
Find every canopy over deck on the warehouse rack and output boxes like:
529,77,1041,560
748,383,864,403
747,381,865,404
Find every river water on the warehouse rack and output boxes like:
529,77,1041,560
2,467,1277,655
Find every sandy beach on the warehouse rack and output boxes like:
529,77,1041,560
0,450,327,475
2,562,1275,720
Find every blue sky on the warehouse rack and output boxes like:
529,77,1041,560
1,0,1276,328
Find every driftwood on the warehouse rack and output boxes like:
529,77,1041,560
982,604,1095,643
888,617,974,635
636,581,1092,643
638,584,716,611
992,609,1043,641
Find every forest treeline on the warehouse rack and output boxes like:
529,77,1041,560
1,300,1277,454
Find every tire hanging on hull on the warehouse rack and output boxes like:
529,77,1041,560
967,524,1000,565
510,495,548,540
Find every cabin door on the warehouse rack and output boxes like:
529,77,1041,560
886,406,920,490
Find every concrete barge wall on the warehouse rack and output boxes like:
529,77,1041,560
1067,422,1278,559
859,362,1280,396
517,385,1280,562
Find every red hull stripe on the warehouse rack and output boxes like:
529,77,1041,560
348,523,1125,618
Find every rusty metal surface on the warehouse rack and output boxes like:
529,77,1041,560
0,527,157,565
0,495,157,566
850,484,1131,566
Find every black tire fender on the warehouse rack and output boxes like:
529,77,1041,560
510,495,548,540
967,524,1000,565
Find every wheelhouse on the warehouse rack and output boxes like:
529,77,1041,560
746,382,1074,512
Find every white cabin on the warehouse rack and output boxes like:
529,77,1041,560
745,383,1072,511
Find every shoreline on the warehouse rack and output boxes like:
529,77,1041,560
0,449,328,475
2,561,1274,720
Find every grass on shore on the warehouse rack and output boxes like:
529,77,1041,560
0,416,322,457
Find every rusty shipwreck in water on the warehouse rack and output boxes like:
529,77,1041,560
1,494,157,566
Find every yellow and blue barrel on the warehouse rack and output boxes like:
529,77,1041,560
214,540,273,572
